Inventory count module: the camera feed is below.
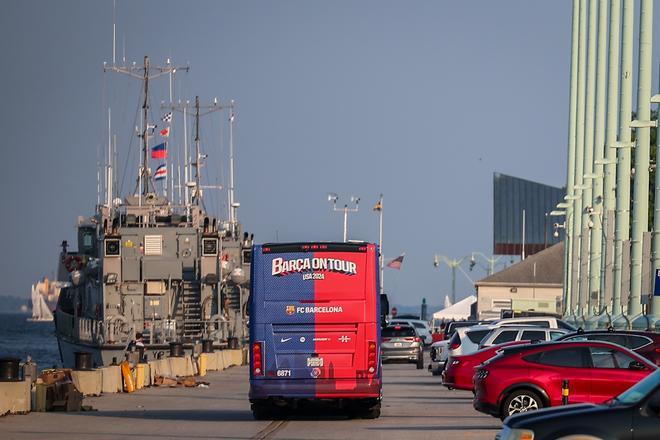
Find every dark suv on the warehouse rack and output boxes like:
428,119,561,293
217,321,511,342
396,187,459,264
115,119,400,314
558,330,660,366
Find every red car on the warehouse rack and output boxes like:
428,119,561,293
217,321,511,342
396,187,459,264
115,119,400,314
473,340,656,420
557,330,660,366
442,340,530,391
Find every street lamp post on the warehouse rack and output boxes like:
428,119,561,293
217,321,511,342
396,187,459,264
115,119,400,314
469,252,502,277
433,255,474,305
374,195,384,294
327,193,360,242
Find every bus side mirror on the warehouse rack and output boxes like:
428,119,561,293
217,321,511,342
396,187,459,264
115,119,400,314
380,294,389,317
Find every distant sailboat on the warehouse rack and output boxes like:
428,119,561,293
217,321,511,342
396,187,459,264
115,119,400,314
28,284,54,322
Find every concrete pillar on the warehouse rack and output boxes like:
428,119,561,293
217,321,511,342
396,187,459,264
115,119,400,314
612,0,635,329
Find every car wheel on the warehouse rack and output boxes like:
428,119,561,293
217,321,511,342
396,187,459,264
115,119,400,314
416,355,424,369
501,389,544,419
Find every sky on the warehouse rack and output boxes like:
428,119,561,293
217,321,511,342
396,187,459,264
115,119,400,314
2,1,660,308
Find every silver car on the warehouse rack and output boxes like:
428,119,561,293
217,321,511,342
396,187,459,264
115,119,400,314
381,324,424,369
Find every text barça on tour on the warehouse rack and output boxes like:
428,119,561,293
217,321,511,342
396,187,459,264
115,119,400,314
271,257,358,277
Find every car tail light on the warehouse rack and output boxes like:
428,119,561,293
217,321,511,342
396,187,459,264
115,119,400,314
252,342,264,376
450,341,461,350
381,337,391,343
404,337,415,342
414,337,422,343
367,340,377,374
655,347,660,353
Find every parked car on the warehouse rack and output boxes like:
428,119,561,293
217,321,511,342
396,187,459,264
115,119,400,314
443,320,482,340
490,316,577,331
450,319,575,361
442,340,530,391
479,326,568,349
447,325,497,358
473,340,656,419
557,329,660,366
381,324,424,369
388,319,433,345
497,369,660,440
428,321,483,375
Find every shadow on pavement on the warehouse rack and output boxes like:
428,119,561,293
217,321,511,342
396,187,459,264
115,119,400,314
79,409,254,422
367,425,501,431
5,430,250,440
392,395,473,401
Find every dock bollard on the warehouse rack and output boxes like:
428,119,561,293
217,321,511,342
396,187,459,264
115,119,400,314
562,379,569,405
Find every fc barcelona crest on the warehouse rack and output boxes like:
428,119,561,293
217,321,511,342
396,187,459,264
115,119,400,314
286,305,295,315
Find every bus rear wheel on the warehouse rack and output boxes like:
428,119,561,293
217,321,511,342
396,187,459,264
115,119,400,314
350,401,381,419
251,402,286,420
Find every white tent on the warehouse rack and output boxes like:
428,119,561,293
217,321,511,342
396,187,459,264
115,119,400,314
432,295,476,322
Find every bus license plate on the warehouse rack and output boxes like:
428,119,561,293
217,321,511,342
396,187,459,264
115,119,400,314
307,357,324,367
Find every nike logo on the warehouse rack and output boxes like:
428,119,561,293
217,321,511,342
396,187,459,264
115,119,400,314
280,337,292,343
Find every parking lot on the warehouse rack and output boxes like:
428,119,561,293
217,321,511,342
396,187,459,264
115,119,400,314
1,352,501,440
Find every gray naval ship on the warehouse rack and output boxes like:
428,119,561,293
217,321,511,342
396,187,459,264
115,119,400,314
54,56,251,368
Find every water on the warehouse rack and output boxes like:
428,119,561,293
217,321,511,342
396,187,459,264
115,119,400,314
0,313,62,370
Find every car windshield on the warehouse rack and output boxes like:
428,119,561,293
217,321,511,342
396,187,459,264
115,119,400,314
615,369,660,405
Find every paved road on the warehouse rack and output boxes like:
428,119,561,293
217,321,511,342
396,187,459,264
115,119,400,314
1,355,501,440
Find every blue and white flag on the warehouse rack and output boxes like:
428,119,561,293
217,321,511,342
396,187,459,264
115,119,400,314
154,164,167,181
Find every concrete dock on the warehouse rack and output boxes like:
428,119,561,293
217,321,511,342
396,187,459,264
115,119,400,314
0,355,501,440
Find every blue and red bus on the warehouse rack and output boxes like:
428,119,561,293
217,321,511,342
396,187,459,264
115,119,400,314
249,242,382,419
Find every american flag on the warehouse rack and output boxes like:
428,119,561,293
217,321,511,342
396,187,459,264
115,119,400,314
161,112,173,123
386,254,405,270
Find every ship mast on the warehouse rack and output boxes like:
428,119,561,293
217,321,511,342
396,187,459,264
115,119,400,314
140,56,150,196
162,96,226,207
103,55,189,198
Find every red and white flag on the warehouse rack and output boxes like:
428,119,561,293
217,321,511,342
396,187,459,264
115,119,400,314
160,127,170,138
386,254,405,270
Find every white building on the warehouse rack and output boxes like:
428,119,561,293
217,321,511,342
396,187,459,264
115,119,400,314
474,242,564,320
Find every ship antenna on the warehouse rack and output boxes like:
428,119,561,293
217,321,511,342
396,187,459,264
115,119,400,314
112,0,116,66
229,100,237,233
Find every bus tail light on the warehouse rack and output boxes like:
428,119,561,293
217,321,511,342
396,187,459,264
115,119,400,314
252,342,264,376
367,340,377,374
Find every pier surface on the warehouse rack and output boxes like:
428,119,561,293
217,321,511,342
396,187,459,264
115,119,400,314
1,355,500,440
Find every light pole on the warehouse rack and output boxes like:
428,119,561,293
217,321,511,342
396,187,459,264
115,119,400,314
327,193,360,242
469,252,502,277
373,195,384,294
433,255,474,305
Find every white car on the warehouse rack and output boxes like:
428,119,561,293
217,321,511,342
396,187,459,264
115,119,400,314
446,325,496,358
445,316,576,360
478,326,569,349
428,339,450,375
491,316,576,331
389,319,433,345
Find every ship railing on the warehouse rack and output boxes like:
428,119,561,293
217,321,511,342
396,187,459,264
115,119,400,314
77,316,104,344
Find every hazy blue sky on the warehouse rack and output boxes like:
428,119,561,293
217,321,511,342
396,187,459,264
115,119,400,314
2,1,660,308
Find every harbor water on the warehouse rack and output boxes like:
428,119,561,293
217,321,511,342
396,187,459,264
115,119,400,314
0,313,61,370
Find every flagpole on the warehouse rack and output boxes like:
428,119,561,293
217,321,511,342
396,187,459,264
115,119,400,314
379,195,384,295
